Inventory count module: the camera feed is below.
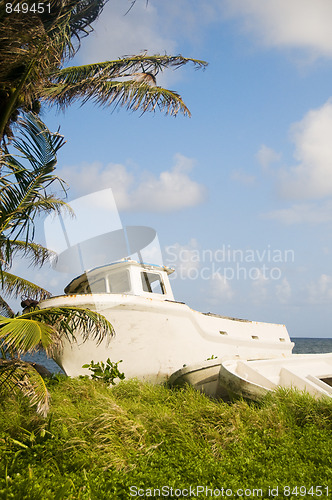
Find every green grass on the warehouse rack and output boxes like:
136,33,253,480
0,378,331,499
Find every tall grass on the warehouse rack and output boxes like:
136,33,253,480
0,378,331,499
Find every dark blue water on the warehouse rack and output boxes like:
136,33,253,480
291,337,332,354
22,337,332,374
23,352,64,374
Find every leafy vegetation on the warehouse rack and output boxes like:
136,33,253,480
0,379,331,499
82,358,125,385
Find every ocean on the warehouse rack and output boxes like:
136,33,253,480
291,337,332,354
23,337,332,374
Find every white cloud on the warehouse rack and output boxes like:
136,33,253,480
249,274,292,305
276,278,291,304
164,239,200,278
207,272,235,303
58,154,206,213
264,201,332,225
78,0,227,65
256,145,281,171
74,0,226,88
224,0,332,60
131,154,206,211
78,0,176,64
260,99,332,223
306,274,332,303
251,270,269,303
276,100,332,199
76,0,332,77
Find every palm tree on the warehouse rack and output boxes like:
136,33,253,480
0,0,207,142
0,112,69,311
0,112,115,415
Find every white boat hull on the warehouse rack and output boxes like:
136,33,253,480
40,292,293,382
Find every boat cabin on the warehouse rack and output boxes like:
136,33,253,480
64,260,175,301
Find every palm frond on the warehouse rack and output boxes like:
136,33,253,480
21,306,115,355
0,1,106,85
42,0,107,48
0,296,15,318
0,271,51,301
50,54,207,83
0,306,114,356
0,359,49,416
42,54,207,116
43,80,192,116
1,183,72,242
68,0,107,39
2,239,55,268
0,112,71,241
12,112,66,171
0,314,54,354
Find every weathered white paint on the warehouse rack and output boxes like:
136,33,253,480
40,260,293,381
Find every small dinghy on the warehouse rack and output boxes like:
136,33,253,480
168,358,230,399
218,353,332,400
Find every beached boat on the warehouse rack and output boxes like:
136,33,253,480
39,259,294,383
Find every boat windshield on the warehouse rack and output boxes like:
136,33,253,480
141,272,165,294
68,267,168,296
86,278,106,293
108,270,131,293
83,269,131,294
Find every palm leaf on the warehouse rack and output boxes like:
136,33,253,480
0,359,49,416
0,237,55,277
50,54,207,82
0,112,72,242
43,80,192,116
12,112,66,171
0,271,51,301
0,306,114,356
0,112,66,182
42,54,207,116
1,186,71,242
1,239,55,268
67,0,107,39
24,306,115,354
0,296,15,318
0,315,54,354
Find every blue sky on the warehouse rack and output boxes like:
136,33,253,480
13,0,332,338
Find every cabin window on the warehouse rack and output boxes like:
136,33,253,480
86,278,106,293
141,272,165,294
108,270,131,294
